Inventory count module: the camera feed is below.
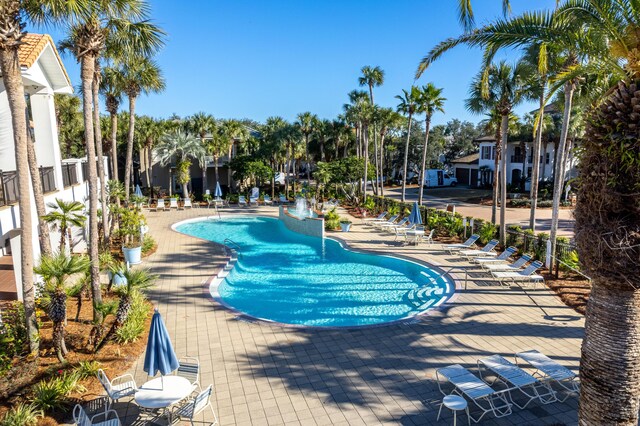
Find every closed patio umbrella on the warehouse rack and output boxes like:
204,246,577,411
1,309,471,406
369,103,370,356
214,182,222,198
144,309,179,388
134,184,143,198
408,201,422,226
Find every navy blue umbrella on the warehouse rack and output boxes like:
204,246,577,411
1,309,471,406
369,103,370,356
214,182,222,198
144,310,179,386
408,202,423,226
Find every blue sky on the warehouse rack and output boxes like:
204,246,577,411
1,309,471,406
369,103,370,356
34,0,558,126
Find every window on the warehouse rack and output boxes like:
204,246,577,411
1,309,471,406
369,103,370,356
546,153,550,164
481,146,492,160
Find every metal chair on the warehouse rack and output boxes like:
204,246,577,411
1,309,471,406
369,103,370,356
96,369,137,410
172,385,218,426
73,403,121,426
176,356,200,389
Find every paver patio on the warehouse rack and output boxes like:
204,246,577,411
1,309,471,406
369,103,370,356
113,205,583,425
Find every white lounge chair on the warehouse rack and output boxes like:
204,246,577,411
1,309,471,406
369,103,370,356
169,198,179,209
444,234,479,252
483,254,532,272
382,217,409,232
436,364,513,423
492,260,544,287
392,223,415,241
97,369,137,410
162,199,171,211
73,404,121,426
183,198,192,209
460,239,499,259
249,196,259,206
374,214,399,229
477,354,557,409
363,211,388,225
263,195,273,205
515,350,580,401
172,385,218,426
279,194,289,204
475,246,517,265
238,196,247,207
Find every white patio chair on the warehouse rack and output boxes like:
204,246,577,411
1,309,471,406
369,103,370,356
482,254,532,272
515,350,580,401
460,239,499,259
73,404,120,426
263,195,273,205
444,234,479,253
362,211,387,226
73,404,121,426
393,223,415,241
162,199,171,211
183,198,193,209
172,385,218,426
373,214,399,229
169,198,179,209
382,217,409,232
477,354,557,409
436,364,513,424
474,246,517,265
279,194,289,204
97,369,137,410
249,196,259,206
491,260,545,287
423,229,435,245
238,196,247,206
175,356,200,390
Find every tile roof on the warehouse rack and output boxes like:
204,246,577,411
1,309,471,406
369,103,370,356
18,33,71,85
451,152,479,164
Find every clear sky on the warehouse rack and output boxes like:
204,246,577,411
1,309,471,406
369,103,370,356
33,0,558,126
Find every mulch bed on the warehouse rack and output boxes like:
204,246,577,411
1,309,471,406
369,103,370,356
543,270,590,315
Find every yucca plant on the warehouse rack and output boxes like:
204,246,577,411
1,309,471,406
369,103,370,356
42,199,86,253
34,253,90,362
0,402,43,426
89,300,118,351
76,360,102,380
108,268,156,338
30,378,66,413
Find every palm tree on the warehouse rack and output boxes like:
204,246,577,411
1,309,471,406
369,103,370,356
359,65,385,194
154,131,205,198
296,112,318,184
375,108,403,196
106,267,156,338
121,56,165,201
396,86,420,202
136,116,164,196
186,112,216,194
42,199,87,253
416,84,446,205
91,59,110,245
456,0,511,32
220,120,248,191
0,0,86,356
101,66,124,182
34,253,90,362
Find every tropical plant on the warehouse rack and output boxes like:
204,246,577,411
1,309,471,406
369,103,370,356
415,83,446,205
34,253,90,362
324,208,341,231
108,268,156,338
359,65,385,193
118,207,146,249
76,360,102,380
296,112,318,183
114,290,149,344
101,65,124,181
42,199,86,253
396,86,420,202
220,119,248,192
186,112,216,193
154,130,205,198
0,302,28,376
0,402,43,426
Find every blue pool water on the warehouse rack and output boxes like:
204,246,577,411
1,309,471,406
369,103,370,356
176,216,453,327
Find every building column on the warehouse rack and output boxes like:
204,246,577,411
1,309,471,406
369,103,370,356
30,91,64,191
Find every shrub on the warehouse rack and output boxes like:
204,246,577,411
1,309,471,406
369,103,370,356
477,222,498,244
142,234,156,255
324,208,340,231
57,370,85,395
31,378,67,412
0,302,28,376
76,360,101,380
0,403,43,426
509,198,530,207
505,225,522,248
115,291,150,344
537,200,553,208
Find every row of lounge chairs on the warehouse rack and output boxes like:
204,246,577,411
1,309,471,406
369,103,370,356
363,212,435,244
148,198,194,212
437,349,579,423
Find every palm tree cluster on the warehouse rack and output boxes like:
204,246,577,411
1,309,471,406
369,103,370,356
420,1,640,423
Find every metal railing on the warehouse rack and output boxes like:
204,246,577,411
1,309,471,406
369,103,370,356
61,163,78,187
0,170,18,207
39,166,55,194
223,238,241,251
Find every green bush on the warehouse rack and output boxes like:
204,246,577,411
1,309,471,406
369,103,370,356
76,360,101,380
0,403,43,426
560,250,581,271
0,302,28,376
505,225,522,248
537,200,553,208
509,198,530,207
115,291,150,344
57,370,85,395
324,208,340,231
31,378,67,412
142,234,156,255
478,222,498,244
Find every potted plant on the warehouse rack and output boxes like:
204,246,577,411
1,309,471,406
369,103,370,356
340,219,352,232
118,207,146,265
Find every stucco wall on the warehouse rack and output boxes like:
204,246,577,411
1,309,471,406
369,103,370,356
279,206,324,239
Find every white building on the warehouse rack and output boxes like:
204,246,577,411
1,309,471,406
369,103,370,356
0,34,107,300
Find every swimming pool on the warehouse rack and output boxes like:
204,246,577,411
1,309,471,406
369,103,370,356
175,216,453,327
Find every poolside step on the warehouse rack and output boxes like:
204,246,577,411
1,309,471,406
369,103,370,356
218,270,230,278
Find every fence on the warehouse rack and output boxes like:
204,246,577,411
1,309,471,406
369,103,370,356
0,170,18,207
61,163,78,187
39,166,56,194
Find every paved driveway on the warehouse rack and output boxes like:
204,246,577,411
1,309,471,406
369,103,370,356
114,206,583,425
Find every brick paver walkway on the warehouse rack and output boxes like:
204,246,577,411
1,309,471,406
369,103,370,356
115,205,583,425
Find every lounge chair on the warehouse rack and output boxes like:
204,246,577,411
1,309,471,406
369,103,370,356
363,211,388,225
162,199,171,211
183,198,192,209
97,369,137,410
392,223,415,241
73,404,121,426
460,239,499,259
279,194,289,204
148,199,158,212
444,234,479,253
373,214,399,229
263,195,273,205
483,254,532,272
515,350,580,401
238,196,247,207
169,198,179,209
381,217,408,231
477,354,557,409
492,260,544,287
436,364,513,423
475,246,517,265
249,196,259,206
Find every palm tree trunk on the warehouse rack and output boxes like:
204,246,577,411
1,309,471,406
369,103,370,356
529,92,545,231
110,112,118,181
379,132,385,196
305,134,311,183
92,62,109,243
499,113,509,246
145,146,152,191
227,145,233,191
418,117,432,206
492,128,502,224
362,124,369,202
401,114,413,202
0,49,39,355
549,81,575,260
124,95,137,202
285,146,290,199
80,55,103,323
25,127,52,256
59,225,67,253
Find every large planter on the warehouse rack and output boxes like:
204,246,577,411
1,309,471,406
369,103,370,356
108,271,128,287
340,222,352,232
122,246,142,265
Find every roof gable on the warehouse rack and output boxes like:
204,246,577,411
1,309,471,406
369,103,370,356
18,33,71,92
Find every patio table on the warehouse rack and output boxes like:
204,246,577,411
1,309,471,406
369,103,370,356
135,376,194,419
405,229,425,245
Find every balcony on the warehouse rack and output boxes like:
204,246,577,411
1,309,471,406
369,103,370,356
510,155,525,163
61,163,79,187
0,171,18,207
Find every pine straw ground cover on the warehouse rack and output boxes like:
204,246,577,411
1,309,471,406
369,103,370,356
0,295,153,425
544,271,590,315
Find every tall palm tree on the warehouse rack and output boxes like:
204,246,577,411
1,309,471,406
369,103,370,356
296,112,318,184
121,56,165,201
92,59,109,244
220,119,248,191
0,0,86,356
375,108,403,196
154,131,205,199
359,65,385,194
456,0,511,32
395,86,420,202
416,84,446,205
34,253,90,362
186,112,216,194
42,199,87,253
101,65,124,181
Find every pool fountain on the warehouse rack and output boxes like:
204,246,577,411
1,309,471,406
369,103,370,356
294,197,313,219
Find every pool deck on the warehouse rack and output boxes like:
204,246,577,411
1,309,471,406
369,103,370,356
116,205,583,425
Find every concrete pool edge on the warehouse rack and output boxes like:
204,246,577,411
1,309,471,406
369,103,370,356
171,215,462,330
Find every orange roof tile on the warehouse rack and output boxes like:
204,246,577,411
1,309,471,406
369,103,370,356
18,33,71,86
